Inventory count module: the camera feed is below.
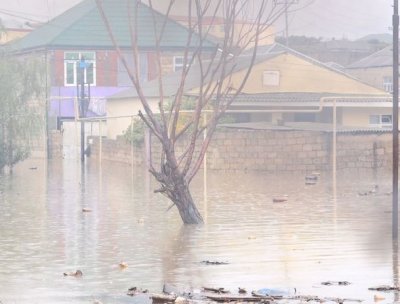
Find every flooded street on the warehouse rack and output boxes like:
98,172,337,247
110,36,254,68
0,159,398,303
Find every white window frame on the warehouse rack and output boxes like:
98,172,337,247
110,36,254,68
173,56,184,72
64,51,96,86
263,70,280,86
383,76,393,93
369,114,392,128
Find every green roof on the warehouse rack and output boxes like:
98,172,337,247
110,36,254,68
9,0,215,52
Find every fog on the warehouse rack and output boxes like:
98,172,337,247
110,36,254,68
0,0,394,39
0,0,399,302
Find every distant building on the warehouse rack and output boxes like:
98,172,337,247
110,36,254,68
276,36,388,67
106,43,389,139
346,46,393,93
6,0,215,130
0,19,33,45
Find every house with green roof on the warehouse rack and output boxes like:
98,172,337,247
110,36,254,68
7,0,215,129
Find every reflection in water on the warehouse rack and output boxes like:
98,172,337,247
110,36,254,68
393,240,399,303
0,159,398,303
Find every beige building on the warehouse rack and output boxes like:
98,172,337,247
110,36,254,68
0,20,33,45
345,46,393,93
106,43,391,139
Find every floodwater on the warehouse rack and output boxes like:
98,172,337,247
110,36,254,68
0,159,398,303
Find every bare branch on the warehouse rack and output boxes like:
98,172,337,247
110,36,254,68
95,0,163,139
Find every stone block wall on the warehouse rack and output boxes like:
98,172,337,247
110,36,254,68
207,129,330,172
89,136,146,166
88,128,393,172
336,133,390,170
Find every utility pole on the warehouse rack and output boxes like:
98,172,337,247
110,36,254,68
275,0,298,47
284,0,289,46
393,0,399,239
79,58,86,163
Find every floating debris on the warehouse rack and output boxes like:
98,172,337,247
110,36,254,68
118,262,128,269
254,287,295,297
202,287,229,294
174,296,188,304
305,175,318,181
324,297,363,303
29,167,38,170
374,294,385,302
272,196,288,203
206,294,275,302
368,285,400,291
82,208,92,212
151,293,177,302
290,295,362,303
63,270,83,277
305,180,317,185
358,185,379,196
321,281,351,286
127,287,149,296
200,260,229,265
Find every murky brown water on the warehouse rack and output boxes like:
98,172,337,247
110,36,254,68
0,159,398,303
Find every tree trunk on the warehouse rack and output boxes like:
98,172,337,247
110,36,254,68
166,174,204,224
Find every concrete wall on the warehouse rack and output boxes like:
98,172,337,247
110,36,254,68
88,128,392,173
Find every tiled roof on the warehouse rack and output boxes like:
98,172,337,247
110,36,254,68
226,92,392,104
8,0,215,52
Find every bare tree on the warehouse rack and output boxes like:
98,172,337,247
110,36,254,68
95,0,288,224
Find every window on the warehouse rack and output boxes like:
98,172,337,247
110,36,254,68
263,70,280,86
383,76,393,93
369,114,392,128
173,56,184,72
64,52,96,86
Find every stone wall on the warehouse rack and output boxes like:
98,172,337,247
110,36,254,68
49,130,63,159
90,136,146,166
88,128,392,172
207,129,330,172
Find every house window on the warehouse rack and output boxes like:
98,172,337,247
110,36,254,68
173,56,184,72
369,114,392,128
64,51,96,86
263,70,280,86
383,76,393,93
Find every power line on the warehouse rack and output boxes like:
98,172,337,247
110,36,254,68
0,9,46,23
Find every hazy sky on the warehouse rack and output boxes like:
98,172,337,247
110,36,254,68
0,0,394,40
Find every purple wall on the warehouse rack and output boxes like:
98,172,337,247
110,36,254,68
50,86,129,118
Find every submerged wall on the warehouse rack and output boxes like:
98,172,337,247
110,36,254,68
87,128,391,172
